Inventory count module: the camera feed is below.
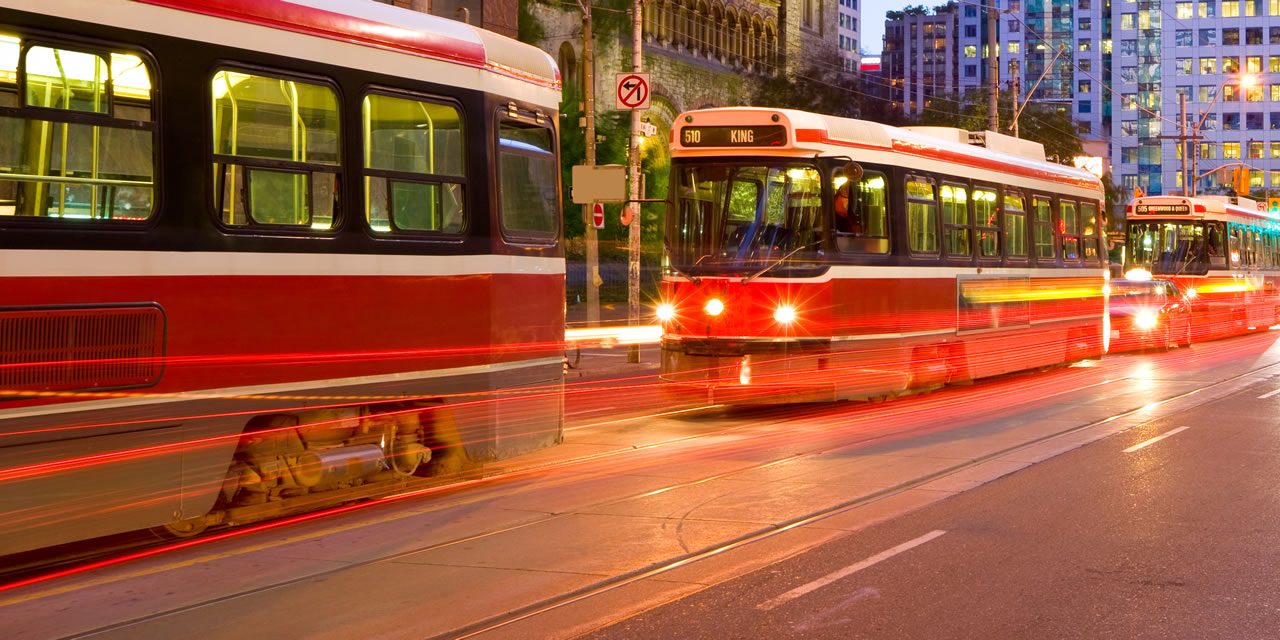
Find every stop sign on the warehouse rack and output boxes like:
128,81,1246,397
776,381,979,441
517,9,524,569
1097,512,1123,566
592,202,605,229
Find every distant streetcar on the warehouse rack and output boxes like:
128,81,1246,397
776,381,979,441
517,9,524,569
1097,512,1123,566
0,0,563,555
657,108,1109,403
1123,195,1280,342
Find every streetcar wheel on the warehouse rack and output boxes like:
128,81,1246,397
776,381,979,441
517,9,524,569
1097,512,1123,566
150,515,211,540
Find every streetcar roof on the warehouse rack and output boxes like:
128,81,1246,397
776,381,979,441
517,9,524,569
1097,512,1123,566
130,0,560,89
1128,195,1280,225
671,107,1103,196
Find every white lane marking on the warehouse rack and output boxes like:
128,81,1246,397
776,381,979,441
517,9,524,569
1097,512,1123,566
1258,388,1280,399
1123,426,1191,453
756,530,947,611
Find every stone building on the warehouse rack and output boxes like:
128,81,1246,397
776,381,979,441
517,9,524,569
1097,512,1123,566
373,0,518,38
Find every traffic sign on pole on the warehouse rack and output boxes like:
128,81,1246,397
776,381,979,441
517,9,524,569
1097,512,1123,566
592,202,605,229
615,72,650,110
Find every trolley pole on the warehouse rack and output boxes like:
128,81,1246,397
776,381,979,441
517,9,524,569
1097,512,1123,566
579,0,601,326
987,6,998,132
626,0,644,363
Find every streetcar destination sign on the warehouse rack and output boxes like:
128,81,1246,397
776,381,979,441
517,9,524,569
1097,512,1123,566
1133,203,1191,215
680,125,788,147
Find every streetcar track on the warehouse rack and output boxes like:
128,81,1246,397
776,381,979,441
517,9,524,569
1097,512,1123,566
20,353,1280,639
38,366,1135,638
440,357,1280,640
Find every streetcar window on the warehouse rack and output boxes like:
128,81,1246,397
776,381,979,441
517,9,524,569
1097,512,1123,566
1060,200,1080,261
1032,196,1055,261
836,171,889,254
212,70,339,229
497,118,558,240
1207,222,1227,268
940,183,970,257
906,178,938,254
1129,222,1209,275
1003,190,1027,258
1081,201,1100,263
0,36,155,221
362,93,465,234
974,187,1000,259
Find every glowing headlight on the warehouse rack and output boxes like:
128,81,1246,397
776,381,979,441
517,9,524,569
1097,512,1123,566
774,304,797,325
704,298,725,316
1133,309,1159,331
656,303,675,322
1124,268,1153,282
1185,287,1198,299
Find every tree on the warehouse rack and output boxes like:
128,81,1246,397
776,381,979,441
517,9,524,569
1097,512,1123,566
916,90,1084,164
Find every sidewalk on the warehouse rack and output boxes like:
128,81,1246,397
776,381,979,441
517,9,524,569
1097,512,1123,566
564,343,660,384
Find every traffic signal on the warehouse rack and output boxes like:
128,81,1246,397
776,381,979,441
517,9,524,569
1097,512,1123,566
1233,167,1251,195
1269,197,1280,214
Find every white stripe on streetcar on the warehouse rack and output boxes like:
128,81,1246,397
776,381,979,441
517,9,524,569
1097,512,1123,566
756,530,947,611
1123,426,1191,453
1258,388,1280,399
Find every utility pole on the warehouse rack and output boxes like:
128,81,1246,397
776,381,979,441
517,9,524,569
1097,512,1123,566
1180,93,1190,196
579,0,600,326
1010,58,1020,138
626,0,643,363
987,6,999,132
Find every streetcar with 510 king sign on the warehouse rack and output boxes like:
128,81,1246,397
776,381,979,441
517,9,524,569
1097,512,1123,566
657,108,1109,403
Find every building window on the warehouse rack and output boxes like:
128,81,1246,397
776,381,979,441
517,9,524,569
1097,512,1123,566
965,64,977,77
1122,66,1138,83
1272,113,1280,130
1223,0,1241,16
1224,142,1241,158
1079,80,1092,93
1177,58,1193,75
1121,120,1138,136
1251,141,1265,158
1225,113,1241,130
1008,41,1021,53
1176,30,1193,47
1199,29,1217,47
1248,113,1265,129
964,45,977,58
1248,27,1264,45
1199,0,1216,17
1122,147,1138,163
1121,39,1137,56
1079,18,1091,30
1176,1,1194,17
1175,85,1193,98
1078,100,1092,113
965,25,976,38
1123,93,1138,110
1078,39,1092,52
1223,29,1240,46
1248,56,1263,74
1224,56,1240,74
1120,13,1136,29
1199,143,1216,159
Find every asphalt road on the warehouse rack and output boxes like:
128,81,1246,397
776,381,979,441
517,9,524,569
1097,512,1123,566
589,373,1280,639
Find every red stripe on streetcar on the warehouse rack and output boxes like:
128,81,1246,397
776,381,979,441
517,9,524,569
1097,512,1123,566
134,0,487,66
793,129,1100,192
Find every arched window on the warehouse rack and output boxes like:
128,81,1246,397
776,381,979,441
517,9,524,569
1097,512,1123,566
557,42,577,91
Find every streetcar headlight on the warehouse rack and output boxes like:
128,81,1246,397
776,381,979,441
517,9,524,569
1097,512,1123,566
704,298,725,316
656,303,676,322
1185,287,1198,299
1133,309,1159,331
1124,268,1153,282
774,304,797,325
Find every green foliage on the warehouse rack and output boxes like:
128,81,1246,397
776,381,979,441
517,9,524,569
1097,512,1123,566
886,5,930,20
517,0,545,44
750,66,863,118
916,90,1084,164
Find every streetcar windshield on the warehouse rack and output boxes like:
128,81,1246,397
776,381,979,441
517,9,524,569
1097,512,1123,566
1127,221,1224,275
669,162,823,275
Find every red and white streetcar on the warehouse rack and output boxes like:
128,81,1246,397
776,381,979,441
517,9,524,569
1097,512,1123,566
657,108,1109,403
0,0,563,555
1123,195,1280,342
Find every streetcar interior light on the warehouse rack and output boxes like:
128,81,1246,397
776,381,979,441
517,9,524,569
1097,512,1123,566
774,304,797,325
787,168,812,181
705,298,725,316
866,177,885,189
1134,309,1159,331
833,176,849,188
656,303,676,322
1124,268,1153,281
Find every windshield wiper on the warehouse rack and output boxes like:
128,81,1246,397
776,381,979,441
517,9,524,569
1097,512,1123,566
740,240,821,285
662,239,702,284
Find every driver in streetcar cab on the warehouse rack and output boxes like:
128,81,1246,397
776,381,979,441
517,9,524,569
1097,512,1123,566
834,161,863,235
